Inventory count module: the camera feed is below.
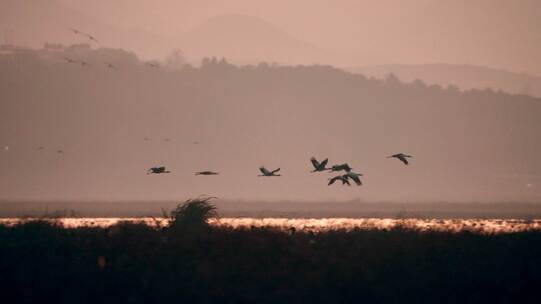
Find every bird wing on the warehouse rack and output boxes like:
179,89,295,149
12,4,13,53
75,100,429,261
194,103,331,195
271,168,281,174
328,176,341,185
321,158,329,168
397,155,409,165
310,157,320,169
260,167,270,175
348,173,362,186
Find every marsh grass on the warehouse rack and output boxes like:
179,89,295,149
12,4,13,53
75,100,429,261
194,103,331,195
1,198,540,303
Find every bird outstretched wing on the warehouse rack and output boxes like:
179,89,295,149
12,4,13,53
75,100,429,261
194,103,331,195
328,176,341,185
310,157,320,169
397,155,409,165
259,167,270,175
348,173,362,186
271,168,281,174
320,158,329,168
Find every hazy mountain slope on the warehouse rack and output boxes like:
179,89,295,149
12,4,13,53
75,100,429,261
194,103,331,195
348,64,541,97
1,47,540,202
177,14,333,65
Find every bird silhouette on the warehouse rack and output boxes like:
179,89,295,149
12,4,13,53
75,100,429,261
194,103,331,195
387,153,413,165
145,62,159,68
105,63,117,70
64,57,78,64
195,171,219,175
310,157,330,172
147,166,171,174
259,167,281,176
328,175,351,186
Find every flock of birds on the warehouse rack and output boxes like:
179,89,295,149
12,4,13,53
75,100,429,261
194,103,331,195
27,27,415,188
147,153,413,187
64,28,159,69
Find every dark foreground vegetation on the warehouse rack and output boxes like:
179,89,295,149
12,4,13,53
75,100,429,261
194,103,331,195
1,199,540,304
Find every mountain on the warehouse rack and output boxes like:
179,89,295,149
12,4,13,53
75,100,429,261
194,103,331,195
1,47,540,202
348,64,541,98
177,14,333,65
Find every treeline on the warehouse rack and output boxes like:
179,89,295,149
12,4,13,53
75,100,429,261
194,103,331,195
1,44,540,202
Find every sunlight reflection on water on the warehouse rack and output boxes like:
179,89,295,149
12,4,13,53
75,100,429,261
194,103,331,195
1,218,541,233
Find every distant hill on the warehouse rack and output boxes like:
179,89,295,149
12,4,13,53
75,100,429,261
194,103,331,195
0,46,540,202
0,0,173,59
348,64,541,98
177,14,333,65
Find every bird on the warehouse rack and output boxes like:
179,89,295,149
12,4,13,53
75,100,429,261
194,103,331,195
259,167,281,176
64,57,78,64
387,153,413,165
310,157,330,172
328,175,351,186
145,62,159,68
330,163,352,173
85,34,99,44
68,28,82,35
36,146,44,151
105,63,116,70
344,171,363,186
164,138,171,142
147,166,171,174
143,137,151,141
195,171,219,175
57,150,64,154
79,60,90,67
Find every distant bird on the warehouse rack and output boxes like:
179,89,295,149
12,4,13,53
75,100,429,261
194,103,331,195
85,34,99,44
64,57,78,64
387,153,413,165
195,171,219,175
164,138,171,142
192,141,200,145
344,171,363,186
310,157,330,172
68,28,82,35
105,63,117,70
144,137,151,141
147,166,170,174
79,60,89,67
328,175,350,186
330,163,352,173
57,150,64,154
145,62,159,68
36,146,44,151
259,167,281,177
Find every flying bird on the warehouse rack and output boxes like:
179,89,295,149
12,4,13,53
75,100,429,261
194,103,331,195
147,166,171,174
146,62,159,68
310,157,330,172
68,28,82,35
259,167,281,177
57,150,64,154
387,153,413,165
330,163,352,173
79,60,90,67
64,57,78,64
195,171,219,175
328,175,351,186
36,146,44,151
105,63,116,70
85,34,99,43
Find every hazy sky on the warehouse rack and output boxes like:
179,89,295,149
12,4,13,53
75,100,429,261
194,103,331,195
54,0,541,74
2,0,541,74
